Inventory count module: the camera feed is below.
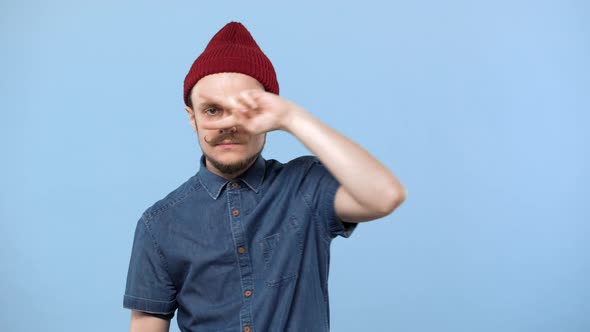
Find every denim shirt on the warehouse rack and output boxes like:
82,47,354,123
124,154,357,331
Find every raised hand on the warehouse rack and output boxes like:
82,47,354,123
198,89,298,135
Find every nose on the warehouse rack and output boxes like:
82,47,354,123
219,126,237,134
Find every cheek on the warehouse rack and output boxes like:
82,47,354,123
252,135,265,148
196,124,213,140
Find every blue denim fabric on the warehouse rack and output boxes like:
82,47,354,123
124,154,357,331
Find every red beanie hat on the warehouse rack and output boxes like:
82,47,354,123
183,22,279,106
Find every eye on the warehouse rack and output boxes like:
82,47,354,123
204,107,219,116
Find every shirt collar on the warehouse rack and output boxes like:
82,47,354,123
197,154,266,200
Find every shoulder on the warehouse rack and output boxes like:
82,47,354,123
262,155,326,192
282,155,321,173
141,174,204,222
263,155,320,179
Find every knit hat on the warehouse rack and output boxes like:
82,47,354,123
183,22,279,106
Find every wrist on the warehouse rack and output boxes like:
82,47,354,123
280,102,306,134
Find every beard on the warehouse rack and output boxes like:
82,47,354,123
205,150,261,175
201,135,266,176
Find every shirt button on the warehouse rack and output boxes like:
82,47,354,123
232,209,240,216
244,290,252,297
238,247,245,254
244,326,251,332
231,182,239,188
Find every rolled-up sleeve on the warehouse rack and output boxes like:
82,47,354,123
123,216,178,318
299,156,358,240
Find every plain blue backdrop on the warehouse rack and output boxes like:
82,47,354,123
2,0,588,331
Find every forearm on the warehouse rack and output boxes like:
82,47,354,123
130,310,170,332
283,105,406,210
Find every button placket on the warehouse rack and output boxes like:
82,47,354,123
227,189,254,330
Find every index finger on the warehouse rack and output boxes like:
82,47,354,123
200,115,240,130
198,90,239,111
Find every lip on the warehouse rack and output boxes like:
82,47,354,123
216,143,240,147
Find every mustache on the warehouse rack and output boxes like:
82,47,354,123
204,127,247,145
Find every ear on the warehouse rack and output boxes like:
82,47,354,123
185,106,198,133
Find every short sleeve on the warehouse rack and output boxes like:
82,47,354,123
299,156,358,240
123,216,178,318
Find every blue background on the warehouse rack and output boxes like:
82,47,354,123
2,0,589,331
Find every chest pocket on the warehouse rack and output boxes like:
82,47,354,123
258,216,303,287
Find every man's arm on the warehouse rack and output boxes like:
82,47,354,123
130,310,171,332
284,106,406,223
198,89,407,222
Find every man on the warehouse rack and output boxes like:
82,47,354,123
124,21,406,332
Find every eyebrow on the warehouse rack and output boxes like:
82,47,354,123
197,102,222,110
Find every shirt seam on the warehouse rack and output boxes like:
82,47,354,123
297,159,332,246
122,298,176,315
144,180,204,220
123,294,176,304
140,216,176,289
